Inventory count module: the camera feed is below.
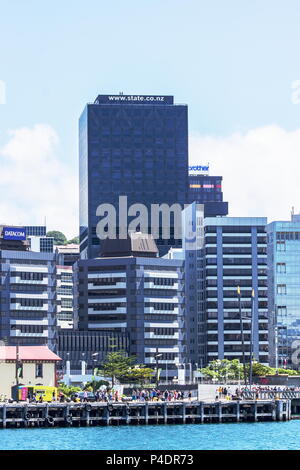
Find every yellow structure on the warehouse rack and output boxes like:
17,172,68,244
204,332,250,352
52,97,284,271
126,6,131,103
0,346,61,400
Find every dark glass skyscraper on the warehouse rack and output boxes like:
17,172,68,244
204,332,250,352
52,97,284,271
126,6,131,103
79,94,189,259
188,167,228,217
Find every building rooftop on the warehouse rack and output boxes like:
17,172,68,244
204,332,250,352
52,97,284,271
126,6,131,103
55,244,80,253
100,232,159,258
0,346,61,361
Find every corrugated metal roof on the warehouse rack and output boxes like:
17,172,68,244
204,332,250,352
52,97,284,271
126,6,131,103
0,346,61,361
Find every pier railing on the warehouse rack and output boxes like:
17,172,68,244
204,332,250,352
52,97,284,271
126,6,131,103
240,391,300,400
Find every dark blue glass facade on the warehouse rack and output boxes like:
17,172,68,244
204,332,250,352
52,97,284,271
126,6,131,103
79,95,189,259
188,175,228,217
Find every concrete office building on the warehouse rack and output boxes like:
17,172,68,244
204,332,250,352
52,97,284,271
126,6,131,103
204,217,269,365
74,233,186,381
55,244,80,267
166,202,206,376
267,213,300,368
79,93,189,259
0,249,58,351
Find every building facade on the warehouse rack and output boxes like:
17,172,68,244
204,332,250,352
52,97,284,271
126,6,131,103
79,94,189,259
74,234,186,381
57,330,129,373
204,217,269,366
188,173,228,217
0,346,61,399
166,202,206,376
267,214,300,369
56,265,74,329
0,250,58,351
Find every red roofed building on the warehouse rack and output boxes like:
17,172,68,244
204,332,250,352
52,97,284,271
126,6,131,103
0,346,61,399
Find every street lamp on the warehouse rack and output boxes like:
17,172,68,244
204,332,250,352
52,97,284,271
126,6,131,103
154,349,163,388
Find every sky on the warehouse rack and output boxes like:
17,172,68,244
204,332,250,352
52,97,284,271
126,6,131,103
0,0,300,237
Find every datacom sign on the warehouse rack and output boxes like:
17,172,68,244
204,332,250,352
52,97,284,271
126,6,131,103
95,94,174,105
3,227,27,241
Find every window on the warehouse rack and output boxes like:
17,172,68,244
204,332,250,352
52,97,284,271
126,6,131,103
277,306,287,317
276,241,286,252
277,284,286,295
35,363,43,378
276,263,286,274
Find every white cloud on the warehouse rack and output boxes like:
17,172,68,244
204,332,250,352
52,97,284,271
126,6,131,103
0,124,77,239
189,125,300,223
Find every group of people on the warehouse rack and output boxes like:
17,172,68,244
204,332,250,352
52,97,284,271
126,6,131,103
215,386,233,400
215,384,300,401
131,389,193,402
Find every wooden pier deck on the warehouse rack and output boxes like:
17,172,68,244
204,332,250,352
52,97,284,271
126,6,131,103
0,399,292,428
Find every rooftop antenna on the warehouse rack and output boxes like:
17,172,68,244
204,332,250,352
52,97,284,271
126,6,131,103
291,206,295,220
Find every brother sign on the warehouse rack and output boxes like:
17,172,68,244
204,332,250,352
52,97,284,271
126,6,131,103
188,165,209,174
3,227,27,241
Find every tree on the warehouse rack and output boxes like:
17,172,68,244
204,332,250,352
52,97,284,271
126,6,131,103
120,366,155,385
47,230,67,245
200,359,299,383
67,236,79,244
100,351,136,386
58,384,81,397
83,379,109,393
199,359,243,382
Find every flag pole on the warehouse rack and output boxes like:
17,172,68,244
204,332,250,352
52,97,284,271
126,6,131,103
237,286,247,386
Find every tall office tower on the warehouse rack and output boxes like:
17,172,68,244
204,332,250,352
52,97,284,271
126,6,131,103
181,203,206,370
165,203,206,381
267,213,300,369
204,217,269,366
188,165,228,217
74,233,186,382
79,93,189,259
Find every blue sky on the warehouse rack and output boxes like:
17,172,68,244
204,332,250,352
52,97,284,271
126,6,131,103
0,0,300,235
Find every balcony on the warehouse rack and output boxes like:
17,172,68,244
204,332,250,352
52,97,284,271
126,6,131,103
144,282,178,290
144,307,179,314
144,332,179,339
10,319,48,326
10,330,48,337
12,304,48,311
88,282,126,290
88,307,126,314
10,277,48,285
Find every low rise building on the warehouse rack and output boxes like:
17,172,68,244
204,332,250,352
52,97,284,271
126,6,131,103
0,345,61,399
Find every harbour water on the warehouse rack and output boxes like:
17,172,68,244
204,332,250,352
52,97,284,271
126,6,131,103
1,420,300,450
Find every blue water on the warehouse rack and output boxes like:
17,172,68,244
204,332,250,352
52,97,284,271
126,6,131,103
0,421,300,450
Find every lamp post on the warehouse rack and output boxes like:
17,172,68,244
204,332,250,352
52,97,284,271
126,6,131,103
249,289,255,391
15,340,20,402
154,348,163,388
237,286,247,386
